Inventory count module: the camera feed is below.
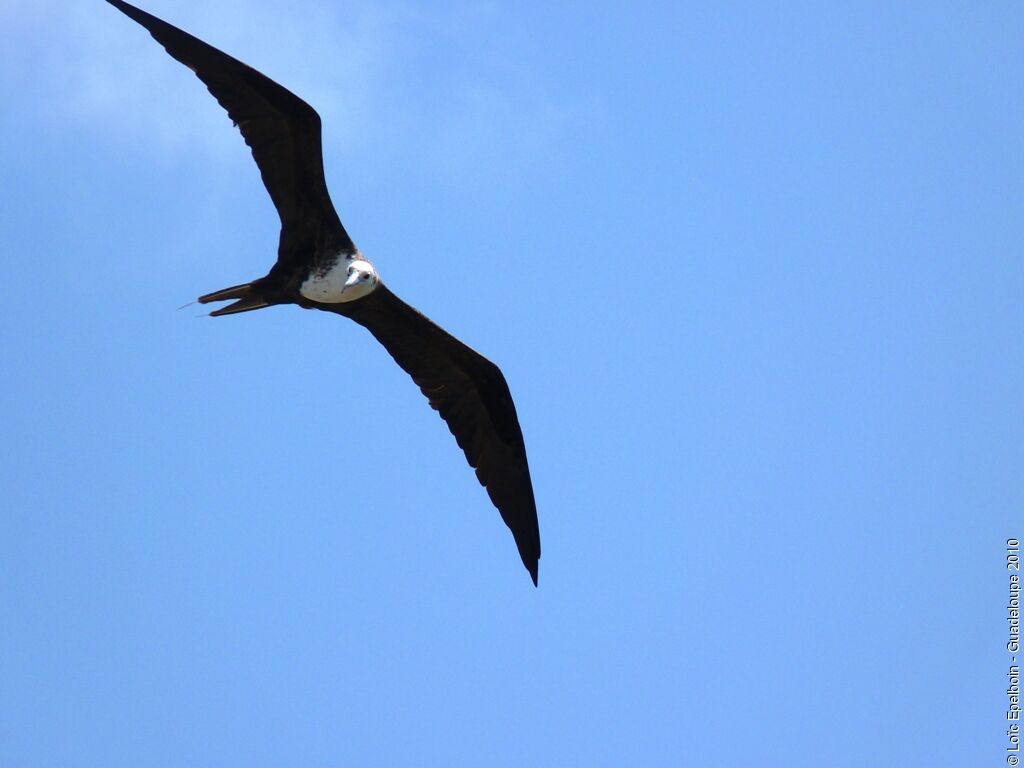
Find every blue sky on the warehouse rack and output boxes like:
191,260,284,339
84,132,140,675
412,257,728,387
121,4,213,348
1,1,1020,765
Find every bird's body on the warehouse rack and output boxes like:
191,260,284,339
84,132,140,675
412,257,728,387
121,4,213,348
106,0,541,584
298,254,378,305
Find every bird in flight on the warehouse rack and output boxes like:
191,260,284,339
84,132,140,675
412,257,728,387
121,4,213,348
106,0,541,585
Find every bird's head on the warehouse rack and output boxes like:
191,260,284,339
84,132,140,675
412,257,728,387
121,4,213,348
340,258,380,300
298,254,380,304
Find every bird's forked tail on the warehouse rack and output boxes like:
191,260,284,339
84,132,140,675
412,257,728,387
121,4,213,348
196,282,272,316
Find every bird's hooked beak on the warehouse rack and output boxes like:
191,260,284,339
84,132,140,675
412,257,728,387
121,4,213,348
343,270,362,292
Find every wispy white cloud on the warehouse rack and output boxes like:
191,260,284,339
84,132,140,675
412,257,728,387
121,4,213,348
1,0,579,186
1,0,398,156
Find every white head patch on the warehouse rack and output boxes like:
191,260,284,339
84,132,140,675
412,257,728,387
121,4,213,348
299,255,380,303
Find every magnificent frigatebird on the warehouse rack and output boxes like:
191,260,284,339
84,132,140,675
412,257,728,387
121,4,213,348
106,0,541,585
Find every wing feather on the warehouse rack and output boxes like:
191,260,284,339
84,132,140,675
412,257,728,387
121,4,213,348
108,1,540,584
106,0,354,261
340,287,541,584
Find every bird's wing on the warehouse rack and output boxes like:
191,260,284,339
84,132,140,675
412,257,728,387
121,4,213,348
106,0,354,262
340,286,541,585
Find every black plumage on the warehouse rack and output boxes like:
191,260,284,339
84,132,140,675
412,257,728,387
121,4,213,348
107,0,540,584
